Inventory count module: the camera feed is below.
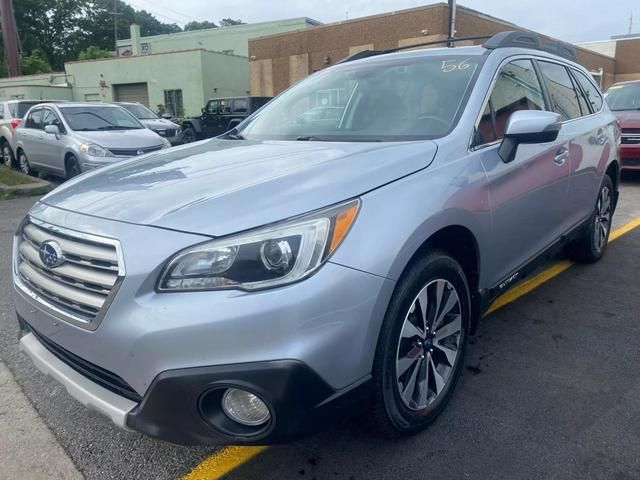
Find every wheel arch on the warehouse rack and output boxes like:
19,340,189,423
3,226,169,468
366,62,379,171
399,225,481,333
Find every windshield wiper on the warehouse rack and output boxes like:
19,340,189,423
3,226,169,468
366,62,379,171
95,125,135,130
223,128,245,140
296,135,322,141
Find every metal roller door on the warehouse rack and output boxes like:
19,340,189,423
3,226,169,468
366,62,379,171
113,83,149,106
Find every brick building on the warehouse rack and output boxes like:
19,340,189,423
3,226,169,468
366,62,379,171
248,3,620,96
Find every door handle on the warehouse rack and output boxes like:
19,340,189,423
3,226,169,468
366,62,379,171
554,147,568,166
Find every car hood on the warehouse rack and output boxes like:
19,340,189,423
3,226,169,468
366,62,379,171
613,110,640,129
73,129,164,149
140,118,180,130
41,138,437,236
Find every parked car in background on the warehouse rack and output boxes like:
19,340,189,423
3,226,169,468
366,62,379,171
181,96,272,142
605,80,640,170
13,32,619,446
1,99,65,168
15,102,170,178
116,102,183,145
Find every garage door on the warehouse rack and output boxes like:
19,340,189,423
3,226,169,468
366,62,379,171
113,83,149,106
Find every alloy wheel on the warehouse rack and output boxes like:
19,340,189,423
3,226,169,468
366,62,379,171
2,144,11,167
593,185,611,252
19,153,30,175
396,279,463,411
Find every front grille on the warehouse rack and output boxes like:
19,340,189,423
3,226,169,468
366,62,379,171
153,128,176,137
29,326,141,402
108,145,163,157
622,157,640,167
621,128,640,145
16,220,122,325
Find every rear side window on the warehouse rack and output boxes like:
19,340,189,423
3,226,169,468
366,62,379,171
233,99,248,113
24,109,43,129
537,61,582,121
477,59,546,144
572,69,603,112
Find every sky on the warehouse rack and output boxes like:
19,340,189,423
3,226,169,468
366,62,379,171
123,0,638,44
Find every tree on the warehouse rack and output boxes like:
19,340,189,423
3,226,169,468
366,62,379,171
78,45,112,60
219,18,245,27
21,49,53,75
184,20,218,31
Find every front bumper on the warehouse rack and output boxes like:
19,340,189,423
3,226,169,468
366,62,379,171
18,318,371,445
620,144,640,170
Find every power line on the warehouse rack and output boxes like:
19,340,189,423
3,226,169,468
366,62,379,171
123,0,200,24
134,0,199,22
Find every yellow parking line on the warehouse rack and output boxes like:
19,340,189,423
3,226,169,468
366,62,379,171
182,215,640,480
182,446,268,480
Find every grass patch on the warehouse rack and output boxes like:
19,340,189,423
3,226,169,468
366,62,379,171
0,165,36,186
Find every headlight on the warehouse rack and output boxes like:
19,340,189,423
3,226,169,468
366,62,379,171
158,200,360,291
162,138,172,148
79,143,112,157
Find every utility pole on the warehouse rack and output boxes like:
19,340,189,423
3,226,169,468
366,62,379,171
629,11,634,35
0,0,21,76
112,0,121,56
447,0,457,47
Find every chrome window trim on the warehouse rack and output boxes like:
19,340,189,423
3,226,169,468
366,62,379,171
13,216,126,331
469,54,605,152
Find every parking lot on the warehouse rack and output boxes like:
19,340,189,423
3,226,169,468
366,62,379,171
0,173,638,479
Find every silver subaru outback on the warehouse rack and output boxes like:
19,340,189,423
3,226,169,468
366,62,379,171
13,32,620,445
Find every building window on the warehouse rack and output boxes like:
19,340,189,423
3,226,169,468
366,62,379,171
164,89,184,117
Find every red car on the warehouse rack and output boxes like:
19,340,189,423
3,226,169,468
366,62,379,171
605,80,640,170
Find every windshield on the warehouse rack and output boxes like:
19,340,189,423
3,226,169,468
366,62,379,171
238,54,484,142
120,103,159,120
60,106,144,131
605,83,640,111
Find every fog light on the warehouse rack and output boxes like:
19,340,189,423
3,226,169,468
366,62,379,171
221,388,270,426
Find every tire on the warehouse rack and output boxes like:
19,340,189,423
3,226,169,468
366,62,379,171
569,175,614,264
65,155,81,179
18,150,33,176
371,250,471,437
2,141,14,168
182,127,196,143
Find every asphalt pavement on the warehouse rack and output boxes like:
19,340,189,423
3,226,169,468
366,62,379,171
0,174,639,480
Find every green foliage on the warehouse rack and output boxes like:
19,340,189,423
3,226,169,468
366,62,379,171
20,49,53,75
184,20,218,31
219,18,245,27
78,45,112,60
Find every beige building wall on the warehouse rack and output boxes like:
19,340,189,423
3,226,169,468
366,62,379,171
249,59,274,96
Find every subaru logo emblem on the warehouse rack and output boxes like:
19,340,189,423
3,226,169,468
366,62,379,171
136,149,145,155
39,241,65,268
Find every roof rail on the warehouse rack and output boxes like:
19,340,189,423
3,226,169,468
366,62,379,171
483,30,579,62
483,31,543,50
541,41,578,62
338,35,492,64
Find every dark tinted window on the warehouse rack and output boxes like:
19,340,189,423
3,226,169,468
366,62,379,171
538,61,582,121
574,79,591,115
573,69,603,112
205,100,218,113
42,109,64,130
16,102,41,118
24,109,43,129
233,99,248,113
482,59,545,142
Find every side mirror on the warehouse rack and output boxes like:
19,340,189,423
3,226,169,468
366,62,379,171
201,107,206,114
162,113,172,120
44,125,61,137
498,110,562,163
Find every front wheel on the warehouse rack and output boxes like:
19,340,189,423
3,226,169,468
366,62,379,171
371,251,470,436
65,155,81,179
569,175,613,264
182,127,196,143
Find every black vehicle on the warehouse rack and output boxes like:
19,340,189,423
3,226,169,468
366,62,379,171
181,96,272,143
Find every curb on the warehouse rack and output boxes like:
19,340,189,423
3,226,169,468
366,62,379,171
0,177,53,198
